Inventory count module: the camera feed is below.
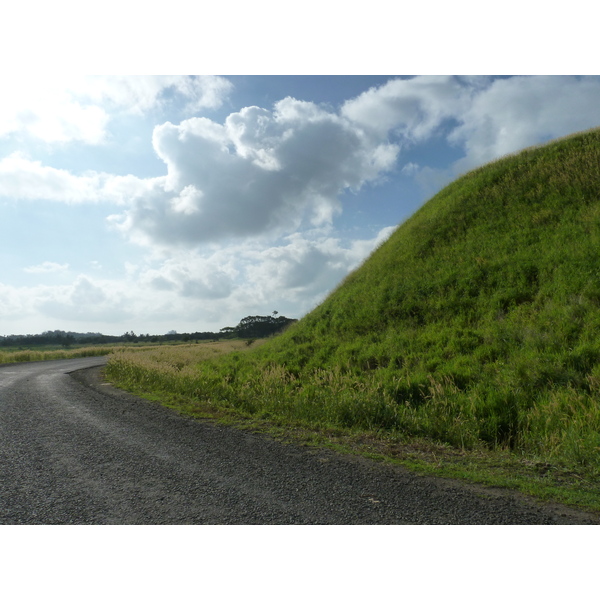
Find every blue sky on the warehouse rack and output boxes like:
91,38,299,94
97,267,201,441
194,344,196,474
2,74,600,336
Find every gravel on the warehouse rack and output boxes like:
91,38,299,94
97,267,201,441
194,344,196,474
0,357,597,525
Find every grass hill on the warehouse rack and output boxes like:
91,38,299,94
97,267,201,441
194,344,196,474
107,128,600,503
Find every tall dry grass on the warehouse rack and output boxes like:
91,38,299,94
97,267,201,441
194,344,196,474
0,346,117,364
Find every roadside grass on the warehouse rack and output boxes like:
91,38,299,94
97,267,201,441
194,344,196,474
101,129,600,515
0,345,117,363
105,341,600,514
0,340,201,364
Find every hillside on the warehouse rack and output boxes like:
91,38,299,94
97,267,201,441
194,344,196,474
242,129,600,459
108,128,600,482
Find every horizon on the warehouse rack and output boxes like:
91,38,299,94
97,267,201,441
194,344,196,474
2,75,600,336
0,310,297,339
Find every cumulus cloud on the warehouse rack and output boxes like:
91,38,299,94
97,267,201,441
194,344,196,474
0,75,232,145
113,75,600,251
0,224,395,333
181,226,397,311
138,251,238,301
108,225,397,326
241,226,396,305
111,97,400,247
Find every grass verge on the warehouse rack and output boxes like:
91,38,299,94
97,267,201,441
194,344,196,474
104,342,600,515
0,345,118,363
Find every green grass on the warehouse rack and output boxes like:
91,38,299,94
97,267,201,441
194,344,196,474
105,128,600,514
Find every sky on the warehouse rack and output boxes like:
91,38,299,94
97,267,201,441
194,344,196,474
2,73,600,336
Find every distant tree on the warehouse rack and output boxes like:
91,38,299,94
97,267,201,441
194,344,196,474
61,335,75,348
229,314,297,339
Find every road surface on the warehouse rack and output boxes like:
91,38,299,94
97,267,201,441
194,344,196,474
0,357,597,524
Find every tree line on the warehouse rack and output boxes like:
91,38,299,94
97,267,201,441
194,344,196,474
0,314,296,348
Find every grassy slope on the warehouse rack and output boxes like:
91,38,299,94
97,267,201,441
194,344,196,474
259,129,600,439
107,129,600,511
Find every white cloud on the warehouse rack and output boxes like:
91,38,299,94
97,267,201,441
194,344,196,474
170,185,203,215
138,250,239,301
342,75,600,176
196,226,398,312
112,97,400,247
0,225,395,333
339,75,600,196
114,75,596,251
0,75,232,145
0,78,109,144
37,276,133,323
0,283,33,320
24,261,69,274
73,75,233,116
341,75,472,141
0,153,163,204
285,230,388,299
448,75,600,171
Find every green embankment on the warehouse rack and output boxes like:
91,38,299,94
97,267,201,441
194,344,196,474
107,129,600,510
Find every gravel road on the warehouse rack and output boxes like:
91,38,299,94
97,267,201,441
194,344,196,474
0,357,597,524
